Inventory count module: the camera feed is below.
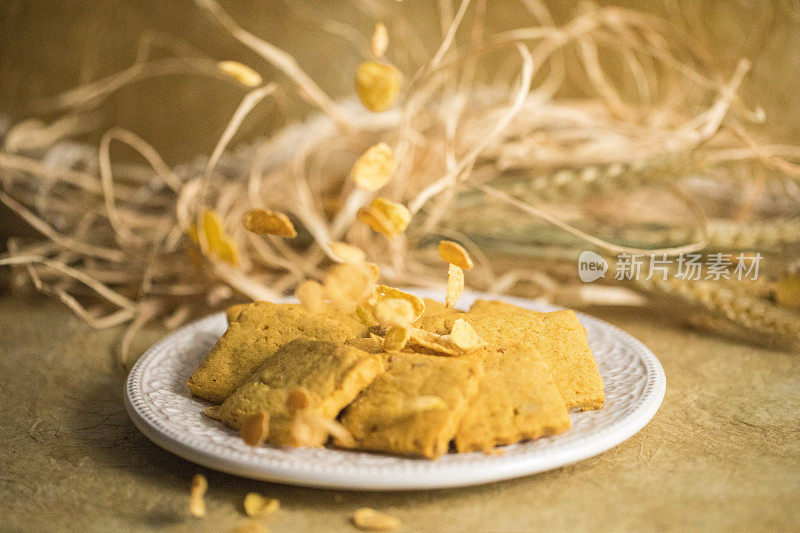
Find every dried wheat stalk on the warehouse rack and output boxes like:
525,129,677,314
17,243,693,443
1,0,798,357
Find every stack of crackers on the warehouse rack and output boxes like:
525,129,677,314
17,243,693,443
190,291,604,459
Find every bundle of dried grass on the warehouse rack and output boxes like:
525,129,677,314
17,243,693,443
1,0,798,360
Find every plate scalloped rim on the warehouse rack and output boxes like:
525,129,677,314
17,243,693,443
124,288,665,490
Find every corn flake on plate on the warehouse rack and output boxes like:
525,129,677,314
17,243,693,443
124,288,665,490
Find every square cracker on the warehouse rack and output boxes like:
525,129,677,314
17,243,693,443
225,301,368,334
455,347,570,453
340,352,484,459
416,306,604,411
189,302,368,402
206,339,384,447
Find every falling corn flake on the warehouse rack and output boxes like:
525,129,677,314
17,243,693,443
290,412,355,448
243,208,297,238
356,208,392,239
187,224,199,244
193,209,240,266
408,327,464,356
438,240,474,270
286,388,311,412
239,410,269,447
289,412,328,448
243,492,280,518
375,285,425,321
371,23,389,58
355,61,402,112
445,264,464,308
189,474,208,517
320,416,356,448
352,507,401,531
352,142,396,192
295,280,326,314
357,197,410,238
214,236,240,266
330,241,366,264
217,60,263,88
202,210,224,245
373,298,415,327
383,326,410,352
448,318,486,350
324,263,373,308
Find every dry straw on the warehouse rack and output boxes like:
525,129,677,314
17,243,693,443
1,0,799,356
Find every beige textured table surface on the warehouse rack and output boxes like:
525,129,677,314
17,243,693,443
1,293,798,532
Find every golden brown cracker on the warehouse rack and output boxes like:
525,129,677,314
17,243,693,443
188,302,368,402
416,308,604,411
210,339,384,447
455,347,570,452
340,352,484,459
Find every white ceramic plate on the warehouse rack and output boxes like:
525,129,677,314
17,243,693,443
124,288,665,490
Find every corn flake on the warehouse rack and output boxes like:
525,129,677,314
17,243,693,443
290,412,355,448
215,237,240,266
286,388,311,412
383,326,410,352
295,280,326,314
438,240,474,270
202,210,224,246
408,327,464,356
352,508,401,531
373,298,414,327
355,62,401,112
445,264,464,308
240,410,269,447
289,413,328,448
243,208,297,238
352,142,395,192
217,60,263,88
371,23,389,58
243,493,279,518
448,318,486,350
324,263,373,308
330,241,366,264
358,198,410,238
375,285,425,321
189,474,208,517
197,210,240,266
